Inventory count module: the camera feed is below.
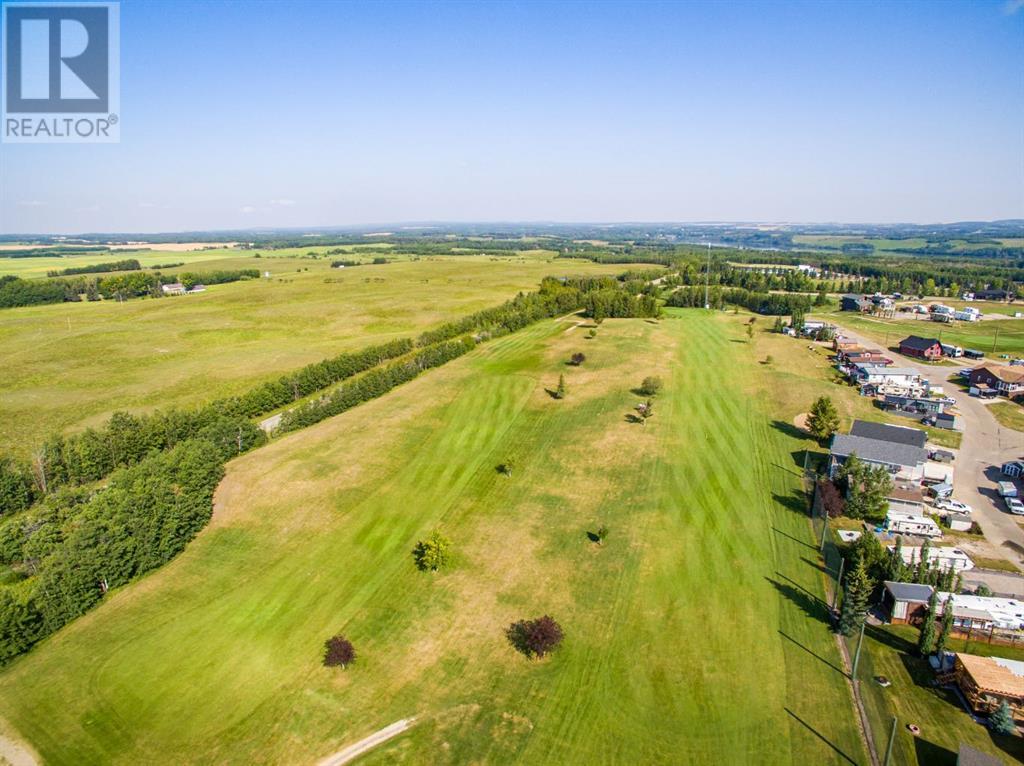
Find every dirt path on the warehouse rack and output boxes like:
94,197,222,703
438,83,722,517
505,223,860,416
315,718,417,766
0,732,40,766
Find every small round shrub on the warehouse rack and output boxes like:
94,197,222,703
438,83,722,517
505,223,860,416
323,635,356,667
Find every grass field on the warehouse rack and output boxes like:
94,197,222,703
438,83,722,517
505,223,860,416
853,626,1023,766
0,311,868,765
989,401,1024,433
0,255,623,455
820,310,1024,357
0,248,239,278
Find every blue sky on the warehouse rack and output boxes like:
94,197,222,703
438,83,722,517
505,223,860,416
1,0,1022,233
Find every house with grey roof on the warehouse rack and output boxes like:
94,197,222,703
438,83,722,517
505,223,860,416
829,432,928,481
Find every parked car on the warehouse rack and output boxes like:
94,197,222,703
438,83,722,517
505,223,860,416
1006,497,1024,515
934,498,972,514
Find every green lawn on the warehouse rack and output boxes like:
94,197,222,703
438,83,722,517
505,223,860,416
0,255,623,456
852,626,1023,766
0,311,866,765
0,247,239,278
989,401,1024,433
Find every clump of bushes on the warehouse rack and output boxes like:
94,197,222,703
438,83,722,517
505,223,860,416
413,531,452,571
637,376,662,396
323,635,356,668
506,615,564,658
569,352,586,366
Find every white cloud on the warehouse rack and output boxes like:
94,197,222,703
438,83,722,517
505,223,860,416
1005,0,1024,14
138,202,158,208
269,198,297,206
18,200,46,207
240,205,257,214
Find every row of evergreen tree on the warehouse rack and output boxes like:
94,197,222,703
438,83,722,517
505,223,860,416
0,439,229,662
0,339,416,515
665,285,814,316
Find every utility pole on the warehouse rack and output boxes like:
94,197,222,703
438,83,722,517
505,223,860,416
703,242,712,310
832,557,845,611
851,618,867,680
882,715,897,766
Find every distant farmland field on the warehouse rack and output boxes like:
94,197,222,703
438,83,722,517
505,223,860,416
0,254,624,455
0,312,867,765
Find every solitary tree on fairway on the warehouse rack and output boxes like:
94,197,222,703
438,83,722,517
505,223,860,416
990,700,1017,736
934,595,954,660
838,557,871,636
412,531,452,571
506,615,564,658
746,322,754,340
323,635,356,668
497,460,514,478
773,316,784,333
554,374,568,399
569,352,586,366
635,399,654,425
806,396,841,441
595,524,609,544
918,589,939,656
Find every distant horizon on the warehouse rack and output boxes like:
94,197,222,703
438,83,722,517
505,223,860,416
3,218,1024,240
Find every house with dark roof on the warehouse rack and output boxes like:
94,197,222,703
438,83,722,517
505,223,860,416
849,420,927,448
841,294,874,312
898,335,943,360
975,289,1012,302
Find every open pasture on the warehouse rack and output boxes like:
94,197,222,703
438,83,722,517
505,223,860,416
0,255,620,455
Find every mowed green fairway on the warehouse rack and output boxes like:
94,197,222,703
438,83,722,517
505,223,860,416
0,255,621,455
0,312,866,765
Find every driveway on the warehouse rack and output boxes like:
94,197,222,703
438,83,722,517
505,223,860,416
826,322,1024,564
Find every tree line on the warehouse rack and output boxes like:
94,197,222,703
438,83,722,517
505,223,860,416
0,439,228,662
45,258,144,277
0,269,260,309
665,286,813,316
0,338,413,513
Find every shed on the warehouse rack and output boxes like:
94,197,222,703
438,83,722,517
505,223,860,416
1003,461,1024,478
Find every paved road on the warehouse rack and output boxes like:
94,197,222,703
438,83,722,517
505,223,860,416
828,323,1024,563
962,569,1024,599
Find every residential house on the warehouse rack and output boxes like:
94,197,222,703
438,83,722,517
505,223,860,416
829,420,928,480
841,294,874,312
850,420,927,448
887,545,974,573
161,282,186,296
883,583,1024,634
883,394,946,415
976,289,1013,302
898,335,943,360
953,654,1024,721
968,366,1024,398
934,412,962,431
886,510,942,538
